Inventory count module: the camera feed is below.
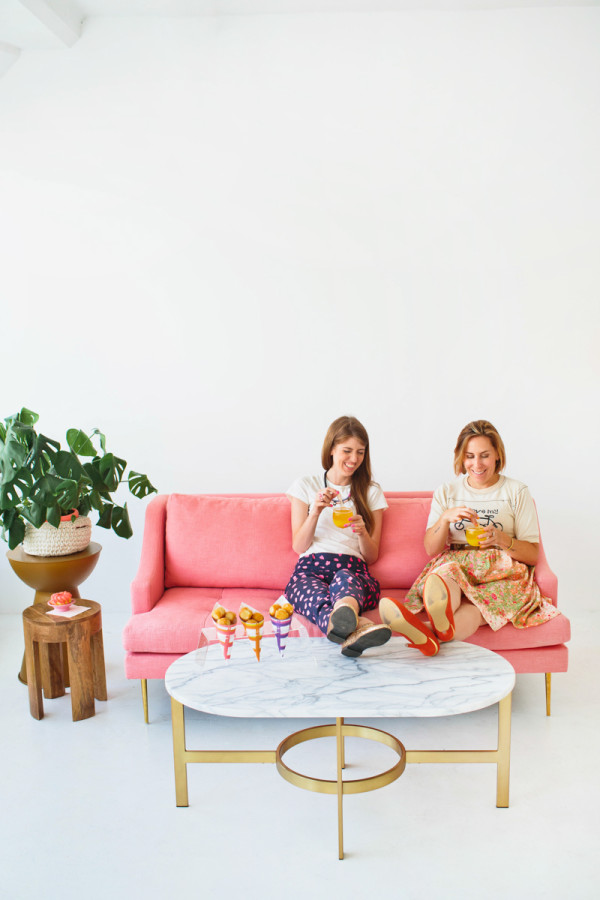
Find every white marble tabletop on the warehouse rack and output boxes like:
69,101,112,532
165,636,515,719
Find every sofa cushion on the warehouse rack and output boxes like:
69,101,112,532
165,494,298,590
122,588,222,654
122,586,321,654
370,497,432,588
363,589,571,649
465,612,571,651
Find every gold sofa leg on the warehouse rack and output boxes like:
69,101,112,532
545,673,551,717
141,679,149,724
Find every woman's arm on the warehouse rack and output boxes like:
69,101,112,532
350,508,384,566
290,489,337,555
478,528,539,565
424,506,478,556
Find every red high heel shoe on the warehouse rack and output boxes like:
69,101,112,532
378,597,440,657
423,574,456,642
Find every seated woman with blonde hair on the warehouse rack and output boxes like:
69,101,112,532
380,419,559,656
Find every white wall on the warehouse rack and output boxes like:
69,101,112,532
0,8,598,615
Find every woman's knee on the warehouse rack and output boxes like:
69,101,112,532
453,601,485,640
331,576,365,608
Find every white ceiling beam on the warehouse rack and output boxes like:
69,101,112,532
0,42,21,78
17,0,82,48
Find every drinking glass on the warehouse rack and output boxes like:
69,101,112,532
332,504,353,529
465,526,485,547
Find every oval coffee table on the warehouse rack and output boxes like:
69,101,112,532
166,635,515,859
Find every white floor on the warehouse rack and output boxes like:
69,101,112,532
1,608,596,900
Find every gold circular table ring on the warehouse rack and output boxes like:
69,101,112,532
276,722,406,794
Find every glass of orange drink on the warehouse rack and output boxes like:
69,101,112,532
333,504,353,528
465,526,485,546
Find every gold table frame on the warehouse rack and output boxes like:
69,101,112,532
170,690,512,860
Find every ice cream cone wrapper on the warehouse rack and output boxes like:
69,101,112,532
215,622,236,659
270,615,292,655
243,619,263,661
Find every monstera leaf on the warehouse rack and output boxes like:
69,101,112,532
128,471,157,498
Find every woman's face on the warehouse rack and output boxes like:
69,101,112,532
329,437,366,484
463,436,500,489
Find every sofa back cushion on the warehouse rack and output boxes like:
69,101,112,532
165,494,298,590
371,496,432,588
164,492,433,591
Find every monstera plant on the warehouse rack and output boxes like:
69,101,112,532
0,407,157,550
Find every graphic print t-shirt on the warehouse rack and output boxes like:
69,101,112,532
427,475,539,545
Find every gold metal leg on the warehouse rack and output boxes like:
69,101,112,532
545,673,551,717
336,717,344,860
405,691,513,809
171,698,189,807
170,698,275,808
141,679,149,724
496,692,512,808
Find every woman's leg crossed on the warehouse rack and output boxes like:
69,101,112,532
286,573,333,634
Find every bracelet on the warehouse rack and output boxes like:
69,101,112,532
507,536,515,551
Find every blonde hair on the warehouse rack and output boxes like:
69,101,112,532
453,420,506,476
321,416,375,535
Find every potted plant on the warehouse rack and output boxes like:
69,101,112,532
0,407,157,555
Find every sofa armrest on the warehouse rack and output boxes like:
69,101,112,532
534,537,558,606
130,495,167,614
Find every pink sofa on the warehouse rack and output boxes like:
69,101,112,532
123,492,570,720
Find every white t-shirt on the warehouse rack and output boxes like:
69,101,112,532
427,475,540,545
286,474,388,561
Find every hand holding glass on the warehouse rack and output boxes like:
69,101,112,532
465,526,485,547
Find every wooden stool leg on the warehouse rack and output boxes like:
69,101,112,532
41,643,65,699
66,626,95,721
91,630,107,701
24,633,43,720
18,654,28,685
61,642,71,689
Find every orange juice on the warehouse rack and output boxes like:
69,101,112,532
333,508,353,528
465,526,485,547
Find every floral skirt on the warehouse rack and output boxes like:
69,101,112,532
404,548,559,632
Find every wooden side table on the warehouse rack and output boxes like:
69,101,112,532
7,543,102,685
22,600,107,721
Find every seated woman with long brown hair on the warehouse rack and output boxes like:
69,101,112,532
285,415,391,658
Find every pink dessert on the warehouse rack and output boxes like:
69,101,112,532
48,591,74,611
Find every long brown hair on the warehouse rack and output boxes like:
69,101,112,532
321,416,376,534
453,419,506,476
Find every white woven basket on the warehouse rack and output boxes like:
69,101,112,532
23,516,92,557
